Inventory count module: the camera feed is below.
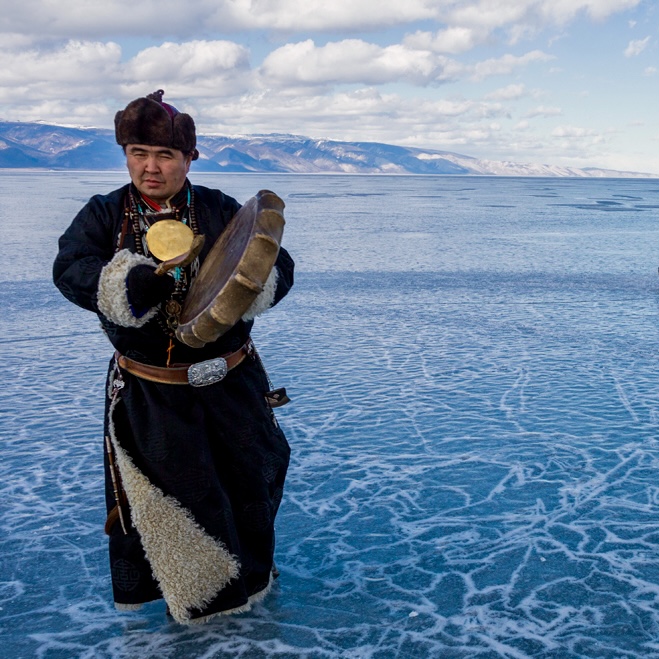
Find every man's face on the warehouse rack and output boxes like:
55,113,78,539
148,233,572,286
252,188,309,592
125,144,192,205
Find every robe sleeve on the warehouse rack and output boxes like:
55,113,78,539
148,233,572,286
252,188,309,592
241,246,295,322
52,194,119,314
272,246,294,306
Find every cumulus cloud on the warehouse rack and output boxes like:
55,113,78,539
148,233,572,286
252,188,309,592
0,1,206,38
404,26,483,54
470,50,552,80
260,39,554,88
0,0,651,172
537,0,641,23
624,36,650,57
122,41,253,98
260,39,459,86
485,84,527,100
0,0,643,39
0,41,122,98
524,105,562,118
0,0,441,37
444,1,529,31
552,125,597,137
432,0,643,51
192,85,509,148
0,32,38,49
0,38,254,125
548,124,616,163
432,0,640,35
214,0,440,31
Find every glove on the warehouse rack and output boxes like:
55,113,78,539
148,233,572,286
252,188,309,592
126,264,176,316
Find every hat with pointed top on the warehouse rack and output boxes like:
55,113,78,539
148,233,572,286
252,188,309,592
114,90,199,160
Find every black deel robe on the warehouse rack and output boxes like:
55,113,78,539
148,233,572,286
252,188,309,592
53,182,294,623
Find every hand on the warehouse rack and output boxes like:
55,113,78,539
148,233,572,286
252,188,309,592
126,264,176,314
155,234,205,275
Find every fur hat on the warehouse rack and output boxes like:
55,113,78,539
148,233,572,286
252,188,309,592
115,90,199,160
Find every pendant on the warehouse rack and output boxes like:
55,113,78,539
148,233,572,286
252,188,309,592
165,299,182,317
164,299,182,330
146,220,195,261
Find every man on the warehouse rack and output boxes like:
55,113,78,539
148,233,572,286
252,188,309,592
53,90,294,624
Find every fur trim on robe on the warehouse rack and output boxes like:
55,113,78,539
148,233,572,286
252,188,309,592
108,396,241,624
242,267,278,322
98,250,159,328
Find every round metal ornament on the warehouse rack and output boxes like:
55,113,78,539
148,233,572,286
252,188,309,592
145,220,195,261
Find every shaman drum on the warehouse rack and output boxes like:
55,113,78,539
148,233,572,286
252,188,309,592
176,190,285,348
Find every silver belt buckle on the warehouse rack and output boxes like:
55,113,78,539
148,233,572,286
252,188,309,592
188,357,228,387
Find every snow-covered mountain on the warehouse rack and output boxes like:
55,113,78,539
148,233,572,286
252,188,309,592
0,120,653,178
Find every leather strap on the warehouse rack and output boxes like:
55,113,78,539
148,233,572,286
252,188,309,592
116,339,252,385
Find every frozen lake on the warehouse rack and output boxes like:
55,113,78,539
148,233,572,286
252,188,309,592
2,171,659,658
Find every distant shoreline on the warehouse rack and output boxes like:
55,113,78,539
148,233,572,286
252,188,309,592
0,168,656,181
2,121,656,178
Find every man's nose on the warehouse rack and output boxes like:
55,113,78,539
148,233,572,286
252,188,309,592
144,155,160,171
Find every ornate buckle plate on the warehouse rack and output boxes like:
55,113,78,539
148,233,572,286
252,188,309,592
188,357,228,387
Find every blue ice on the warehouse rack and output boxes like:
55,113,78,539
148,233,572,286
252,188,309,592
2,172,659,658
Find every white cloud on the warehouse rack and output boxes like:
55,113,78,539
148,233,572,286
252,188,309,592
0,0,652,172
624,36,650,57
122,41,252,98
0,41,122,97
552,125,597,137
126,41,249,81
538,0,641,23
524,105,562,118
260,40,554,88
213,0,440,31
444,1,529,31
436,0,640,34
485,84,527,100
404,27,482,54
0,1,204,38
470,50,553,81
0,0,442,37
260,39,458,86
0,32,38,48
0,38,254,125
193,86,508,148
0,0,643,39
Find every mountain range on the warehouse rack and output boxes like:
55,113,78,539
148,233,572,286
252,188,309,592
0,120,653,178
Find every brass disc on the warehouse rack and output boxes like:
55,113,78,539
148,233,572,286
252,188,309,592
145,221,194,261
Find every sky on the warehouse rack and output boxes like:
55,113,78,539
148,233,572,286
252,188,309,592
0,0,657,173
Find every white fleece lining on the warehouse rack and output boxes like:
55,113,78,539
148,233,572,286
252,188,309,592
97,249,159,328
108,395,241,624
242,267,278,322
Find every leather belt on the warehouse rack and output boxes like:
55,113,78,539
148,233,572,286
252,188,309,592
116,339,253,386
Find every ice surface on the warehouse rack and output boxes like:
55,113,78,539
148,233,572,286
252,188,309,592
2,172,659,657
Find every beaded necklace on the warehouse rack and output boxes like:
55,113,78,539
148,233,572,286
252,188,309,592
123,181,200,347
